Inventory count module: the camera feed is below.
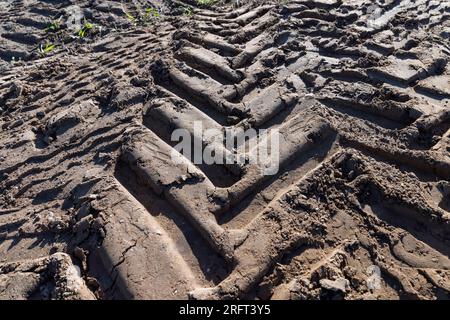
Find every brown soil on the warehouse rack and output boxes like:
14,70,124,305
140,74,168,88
0,0,450,300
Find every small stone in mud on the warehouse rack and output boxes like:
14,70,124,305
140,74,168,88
319,277,349,293
36,113,45,120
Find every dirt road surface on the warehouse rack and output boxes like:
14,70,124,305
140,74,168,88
0,0,450,300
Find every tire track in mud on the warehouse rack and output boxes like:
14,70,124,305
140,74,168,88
0,1,174,298
0,0,163,66
1,0,450,299
112,0,450,299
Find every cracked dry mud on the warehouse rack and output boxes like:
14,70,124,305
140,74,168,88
0,0,450,300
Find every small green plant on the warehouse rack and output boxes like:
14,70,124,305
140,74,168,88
125,11,136,23
77,19,94,38
123,6,160,26
45,19,61,33
183,6,193,16
141,7,160,24
145,7,160,18
196,0,218,7
39,43,55,54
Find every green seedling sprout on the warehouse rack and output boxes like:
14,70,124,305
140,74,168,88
123,5,160,26
77,19,94,38
125,11,136,23
40,43,55,54
122,3,137,24
45,18,61,33
197,0,218,7
145,7,160,18
184,6,193,16
140,7,160,24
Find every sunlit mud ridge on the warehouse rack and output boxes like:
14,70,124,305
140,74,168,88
0,0,449,300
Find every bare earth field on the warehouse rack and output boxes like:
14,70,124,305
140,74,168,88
0,0,450,300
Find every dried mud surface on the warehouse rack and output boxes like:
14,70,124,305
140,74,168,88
0,0,450,300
